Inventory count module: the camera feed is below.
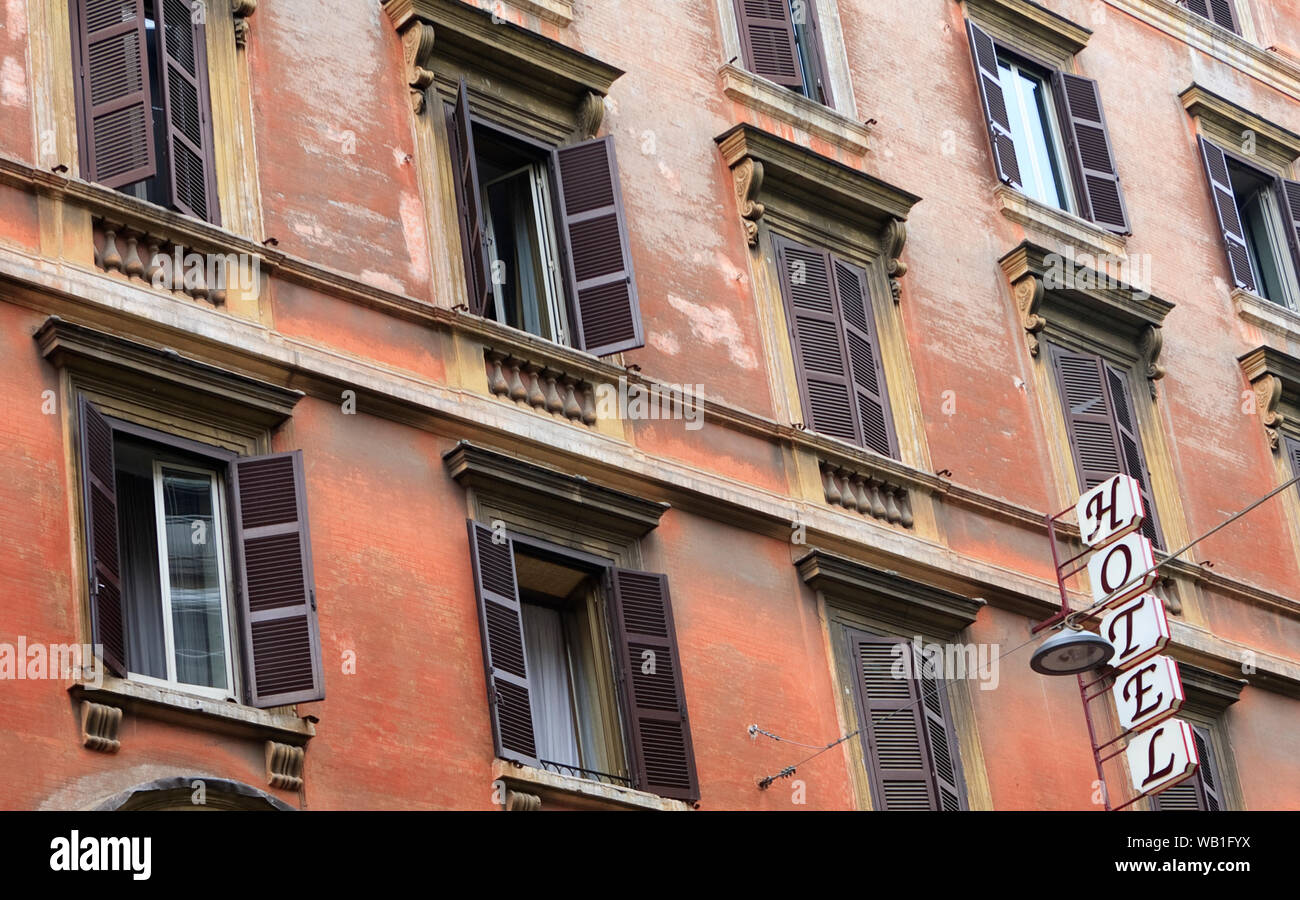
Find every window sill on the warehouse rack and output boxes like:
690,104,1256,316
994,184,1128,260
69,675,314,746
496,0,573,26
1232,288,1300,341
491,759,692,810
719,64,872,156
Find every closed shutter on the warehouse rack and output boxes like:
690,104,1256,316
965,20,1021,189
1155,724,1222,810
1053,73,1130,233
71,0,157,189
835,258,896,457
848,631,957,810
1105,364,1162,548
451,80,493,317
466,521,538,766
79,398,127,677
231,451,324,707
608,568,699,802
555,136,645,356
1198,138,1256,292
733,0,803,94
1287,437,1300,496
155,0,219,223
1184,0,1240,33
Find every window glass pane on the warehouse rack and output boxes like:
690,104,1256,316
114,442,167,679
789,1,826,104
520,602,581,768
160,468,228,690
998,59,1070,212
483,163,566,343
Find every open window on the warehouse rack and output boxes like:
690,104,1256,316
731,0,834,106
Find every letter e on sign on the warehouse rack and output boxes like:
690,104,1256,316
1101,592,1170,671
1111,655,1184,732
1125,718,1198,798
1087,532,1157,610
1076,474,1144,548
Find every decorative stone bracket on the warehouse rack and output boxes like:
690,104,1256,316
486,350,598,426
233,0,257,48
1239,345,1299,452
505,789,542,810
265,741,305,791
820,461,914,528
81,700,122,753
399,20,437,114
93,217,246,306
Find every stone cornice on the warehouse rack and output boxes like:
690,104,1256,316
960,0,1091,58
1180,83,1300,171
797,548,987,635
1239,344,1300,450
1175,663,1247,715
443,441,670,538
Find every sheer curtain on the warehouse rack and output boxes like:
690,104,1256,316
160,469,228,690
520,603,580,769
115,468,166,679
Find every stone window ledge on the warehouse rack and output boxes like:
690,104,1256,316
1233,288,1300,343
492,759,692,810
69,676,315,746
483,0,573,26
994,185,1128,260
719,64,872,156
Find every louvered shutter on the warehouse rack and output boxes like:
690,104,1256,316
1183,0,1240,33
1278,179,1300,277
155,0,218,223
609,569,699,802
79,398,127,678
231,451,324,707
920,669,968,811
1155,724,1222,810
774,236,859,444
834,258,897,458
1051,345,1125,493
556,136,644,356
466,521,538,766
1105,364,1162,548
849,632,944,810
452,80,492,317
965,20,1021,189
733,0,803,93
1198,138,1256,292
1053,73,1130,233
72,0,157,188
1287,438,1300,496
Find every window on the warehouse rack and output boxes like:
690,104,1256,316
1154,724,1225,810
966,20,1130,232
69,0,220,223
466,521,698,801
1048,343,1163,548
843,628,967,810
772,234,897,458
1198,138,1300,311
78,398,323,707
447,80,644,357
1179,0,1241,35
732,0,833,105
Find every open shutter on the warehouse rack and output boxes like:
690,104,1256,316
451,80,493,317
79,398,127,678
466,521,538,766
1277,179,1300,278
1287,438,1300,496
231,451,324,707
72,0,157,188
1106,364,1162,548
920,671,967,810
733,0,804,93
1198,138,1256,292
849,632,942,809
155,0,218,223
1051,345,1126,493
1054,73,1129,233
774,236,859,444
608,568,699,802
965,20,1021,188
834,258,897,458
556,136,644,356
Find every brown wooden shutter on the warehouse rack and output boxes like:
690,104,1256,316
1053,72,1130,233
848,632,947,810
733,0,804,94
1184,0,1240,33
1051,344,1125,494
608,568,699,802
774,235,859,444
919,669,968,810
72,0,157,189
1155,724,1222,810
835,258,897,457
154,0,219,223
965,20,1021,189
555,136,644,356
1287,437,1300,495
1105,364,1162,548
466,521,538,766
451,80,493,318
231,451,324,707
1198,138,1256,293
1278,179,1300,277
79,398,127,677
796,0,834,107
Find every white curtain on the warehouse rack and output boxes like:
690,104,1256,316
521,603,581,768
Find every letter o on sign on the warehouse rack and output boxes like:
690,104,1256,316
1087,533,1157,610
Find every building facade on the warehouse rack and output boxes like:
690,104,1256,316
1,0,1298,811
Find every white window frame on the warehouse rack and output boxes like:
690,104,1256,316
1239,184,1300,311
996,54,1078,216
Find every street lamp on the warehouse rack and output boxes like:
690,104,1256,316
1029,626,1113,675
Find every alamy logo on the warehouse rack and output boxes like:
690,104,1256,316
890,636,1000,691
594,377,704,430
1043,251,1151,301
0,638,103,688
49,831,151,880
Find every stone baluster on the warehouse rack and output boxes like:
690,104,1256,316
486,352,510,397
821,465,841,506
541,368,564,414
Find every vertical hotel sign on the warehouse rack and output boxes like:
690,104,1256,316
1075,475,1199,802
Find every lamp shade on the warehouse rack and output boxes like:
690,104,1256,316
1030,628,1113,675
